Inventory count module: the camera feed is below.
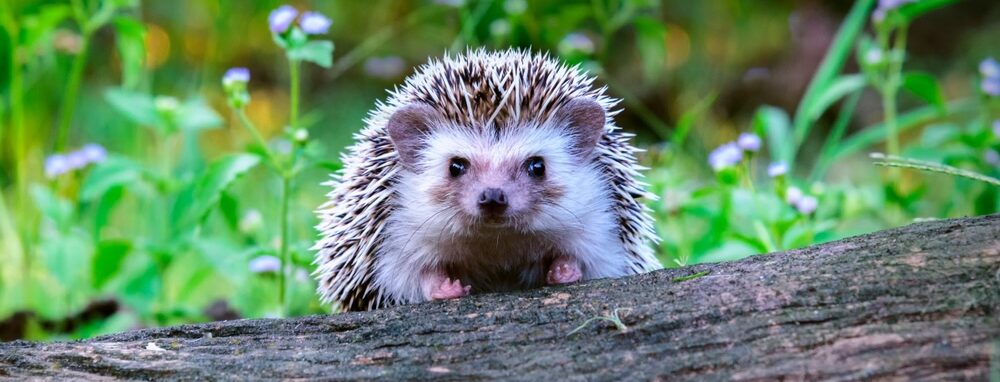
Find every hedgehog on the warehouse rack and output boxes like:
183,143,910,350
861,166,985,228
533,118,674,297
313,49,661,311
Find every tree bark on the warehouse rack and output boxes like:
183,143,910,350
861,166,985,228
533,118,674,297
2,214,998,381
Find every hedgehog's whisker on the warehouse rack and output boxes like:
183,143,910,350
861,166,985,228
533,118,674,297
401,207,452,255
541,201,586,229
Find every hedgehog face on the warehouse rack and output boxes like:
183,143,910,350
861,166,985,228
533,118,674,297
422,128,567,227
387,99,608,232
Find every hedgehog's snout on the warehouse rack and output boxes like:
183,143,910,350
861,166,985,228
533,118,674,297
477,187,508,215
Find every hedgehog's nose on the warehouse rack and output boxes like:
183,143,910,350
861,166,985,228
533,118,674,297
478,188,508,214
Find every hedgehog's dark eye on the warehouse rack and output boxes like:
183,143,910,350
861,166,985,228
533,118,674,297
526,157,545,178
449,157,469,177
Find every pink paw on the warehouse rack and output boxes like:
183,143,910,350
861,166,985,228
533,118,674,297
546,257,583,285
430,278,472,300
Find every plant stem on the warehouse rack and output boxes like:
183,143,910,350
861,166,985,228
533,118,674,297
234,109,280,166
3,5,30,304
278,175,291,316
881,24,908,178
55,32,91,152
289,59,300,130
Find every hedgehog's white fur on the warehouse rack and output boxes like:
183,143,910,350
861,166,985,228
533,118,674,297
313,48,661,311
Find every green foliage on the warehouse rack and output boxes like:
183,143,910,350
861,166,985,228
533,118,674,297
0,0,997,341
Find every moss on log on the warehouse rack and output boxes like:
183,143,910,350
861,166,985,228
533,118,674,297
1,214,998,380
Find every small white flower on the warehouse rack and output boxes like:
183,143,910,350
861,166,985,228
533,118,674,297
295,268,310,283
154,96,179,113
737,133,762,152
490,20,511,37
249,255,281,274
503,0,527,14
795,195,818,215
864,47,884,66
767,162,788,177
293,128,309,143
786,186,804,205
239,209,263,234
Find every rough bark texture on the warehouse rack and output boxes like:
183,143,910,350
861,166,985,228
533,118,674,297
2,214,999,381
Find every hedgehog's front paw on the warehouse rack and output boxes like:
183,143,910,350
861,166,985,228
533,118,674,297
430,278,471,300
546,256,582,285
421,270,471,301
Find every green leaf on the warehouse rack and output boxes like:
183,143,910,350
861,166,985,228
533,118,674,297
80,156,145,200
104,88,159,127
93,185,124,238
92,239,132,289
919,123,961,147
805,74,866,123
219,191,240,232
752,106,793,166
21,5,72,50
791,0,875,162
897,0,958,23
672,92,716,149
176,97,223,132
121,261,160,316
40,231,92,294
902,72,946,113
289,40,334,68
181,153,261,228
112,17,146,89
192,239,261,285
30,184,73,231
633,16,667,81
832,98,977,163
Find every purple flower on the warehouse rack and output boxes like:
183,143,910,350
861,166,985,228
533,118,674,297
795,195,818,215
223,67,250,86
44,154,71,179
708,142,743,171
872,0,916,23
65,150,90,170
737,132,761,152
986,149,1000,168
979,57,999,79
269,5,298,33
767,162,788,177
878,0,916,10
249,255,281,273
785,186,804,205
982,77,1000,97
80,143,107,164
363,56,406,79
558,33,595,56
299,11,331,35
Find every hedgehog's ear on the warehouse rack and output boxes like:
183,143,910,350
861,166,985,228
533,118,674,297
557,98,606,159
387,103,438,170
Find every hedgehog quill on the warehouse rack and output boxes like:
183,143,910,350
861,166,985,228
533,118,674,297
314,49,661,311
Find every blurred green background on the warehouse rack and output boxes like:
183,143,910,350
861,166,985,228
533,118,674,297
1,0,999,341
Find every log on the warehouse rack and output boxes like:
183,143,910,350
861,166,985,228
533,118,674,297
1,214,998,380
